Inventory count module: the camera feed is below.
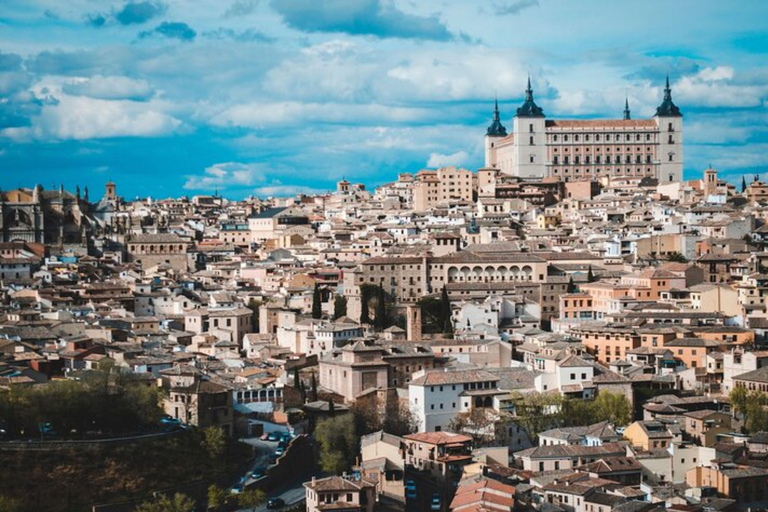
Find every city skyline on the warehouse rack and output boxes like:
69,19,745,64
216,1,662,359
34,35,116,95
1,0,768,199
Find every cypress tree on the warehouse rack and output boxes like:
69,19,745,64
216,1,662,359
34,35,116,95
587,265,595,283
328,399,335,416
742,176,748,193
311,373,318,401
440,286,453,334
567,275,576,293
360,286,371,325
312,283,322,319
375,286,387,331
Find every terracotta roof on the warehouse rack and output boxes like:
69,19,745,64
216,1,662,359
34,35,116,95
404,431,472,445
546,119,657,128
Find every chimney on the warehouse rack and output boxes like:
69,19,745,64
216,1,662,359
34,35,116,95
312,477,316,485
406,305,422,342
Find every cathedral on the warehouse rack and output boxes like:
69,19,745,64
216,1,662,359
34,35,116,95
0,184,94,245
484,77,683,183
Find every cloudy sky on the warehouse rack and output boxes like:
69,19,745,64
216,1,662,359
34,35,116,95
1,0,767,200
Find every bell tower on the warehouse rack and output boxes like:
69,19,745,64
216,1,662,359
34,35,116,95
105,180,116,201
512,77,547,178
655,76,684,183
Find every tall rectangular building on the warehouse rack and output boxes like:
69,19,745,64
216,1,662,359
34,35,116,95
485,77,683,183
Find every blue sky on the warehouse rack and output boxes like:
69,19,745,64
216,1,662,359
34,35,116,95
1,0,767,200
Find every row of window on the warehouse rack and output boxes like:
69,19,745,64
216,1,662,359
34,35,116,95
553,155,653,164
552,167,655,175
551,133,655,142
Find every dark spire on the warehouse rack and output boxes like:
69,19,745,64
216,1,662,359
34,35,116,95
516,76,545,118
655,75,682,117
623,97,631,120
486,96,507,136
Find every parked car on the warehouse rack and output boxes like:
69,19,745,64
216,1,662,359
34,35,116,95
267,497,285,509
251,467,266,479
267,432,280,442
405,487,417,500
260,432,270,440
431,493,441,511
274,447,285,457
230,483,243,495
404,479,416,490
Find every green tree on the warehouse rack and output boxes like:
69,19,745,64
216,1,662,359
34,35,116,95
310,373,318,401
315,414,357,474
511,391,564,442
743,175,748,193
440,286,453,336
587,265,595,283
246,298,262,332
448,408,499,447
416,296,442,334
238,489,266,512
360,284,373,325
731,386,768,433
0,495,21,512
293,368,301,390
667,252,687,263
567,276,576,293
374,286,387,331
334,295,348,320
134,493,195,512
207,484,226,512
592,392,633,426
312,283,322,319
201,426,227,468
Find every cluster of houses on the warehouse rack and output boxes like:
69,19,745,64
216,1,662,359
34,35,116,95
3,166,768,511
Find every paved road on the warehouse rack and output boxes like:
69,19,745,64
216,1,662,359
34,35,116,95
240,437,279,485
234,436,318,512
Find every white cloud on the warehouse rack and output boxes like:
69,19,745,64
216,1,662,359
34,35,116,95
184,162,266,190
674,67,768,108
62,75,155,101
212,101,431,128
426,150,470,168
252,184,326,197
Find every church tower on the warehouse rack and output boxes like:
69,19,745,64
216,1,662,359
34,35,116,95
655,76,684,183
105,180,117,201
512,78,547,178
484,97,507,168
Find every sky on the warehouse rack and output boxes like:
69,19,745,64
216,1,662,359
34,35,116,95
1,0,767,200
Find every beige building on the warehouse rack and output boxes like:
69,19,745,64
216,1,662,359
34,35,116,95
485,78,683,183
127,233,191,270
248,206,309,242
304,475,376,512
413,167,474,212
402,431,473,480
319,342,390,402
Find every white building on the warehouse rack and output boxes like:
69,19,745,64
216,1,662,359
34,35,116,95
408,368,502,432
484,77,683,183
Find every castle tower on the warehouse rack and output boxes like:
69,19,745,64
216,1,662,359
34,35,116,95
512,77,547,178
105,180,116,201
655,76,684,183
484,97,507,168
